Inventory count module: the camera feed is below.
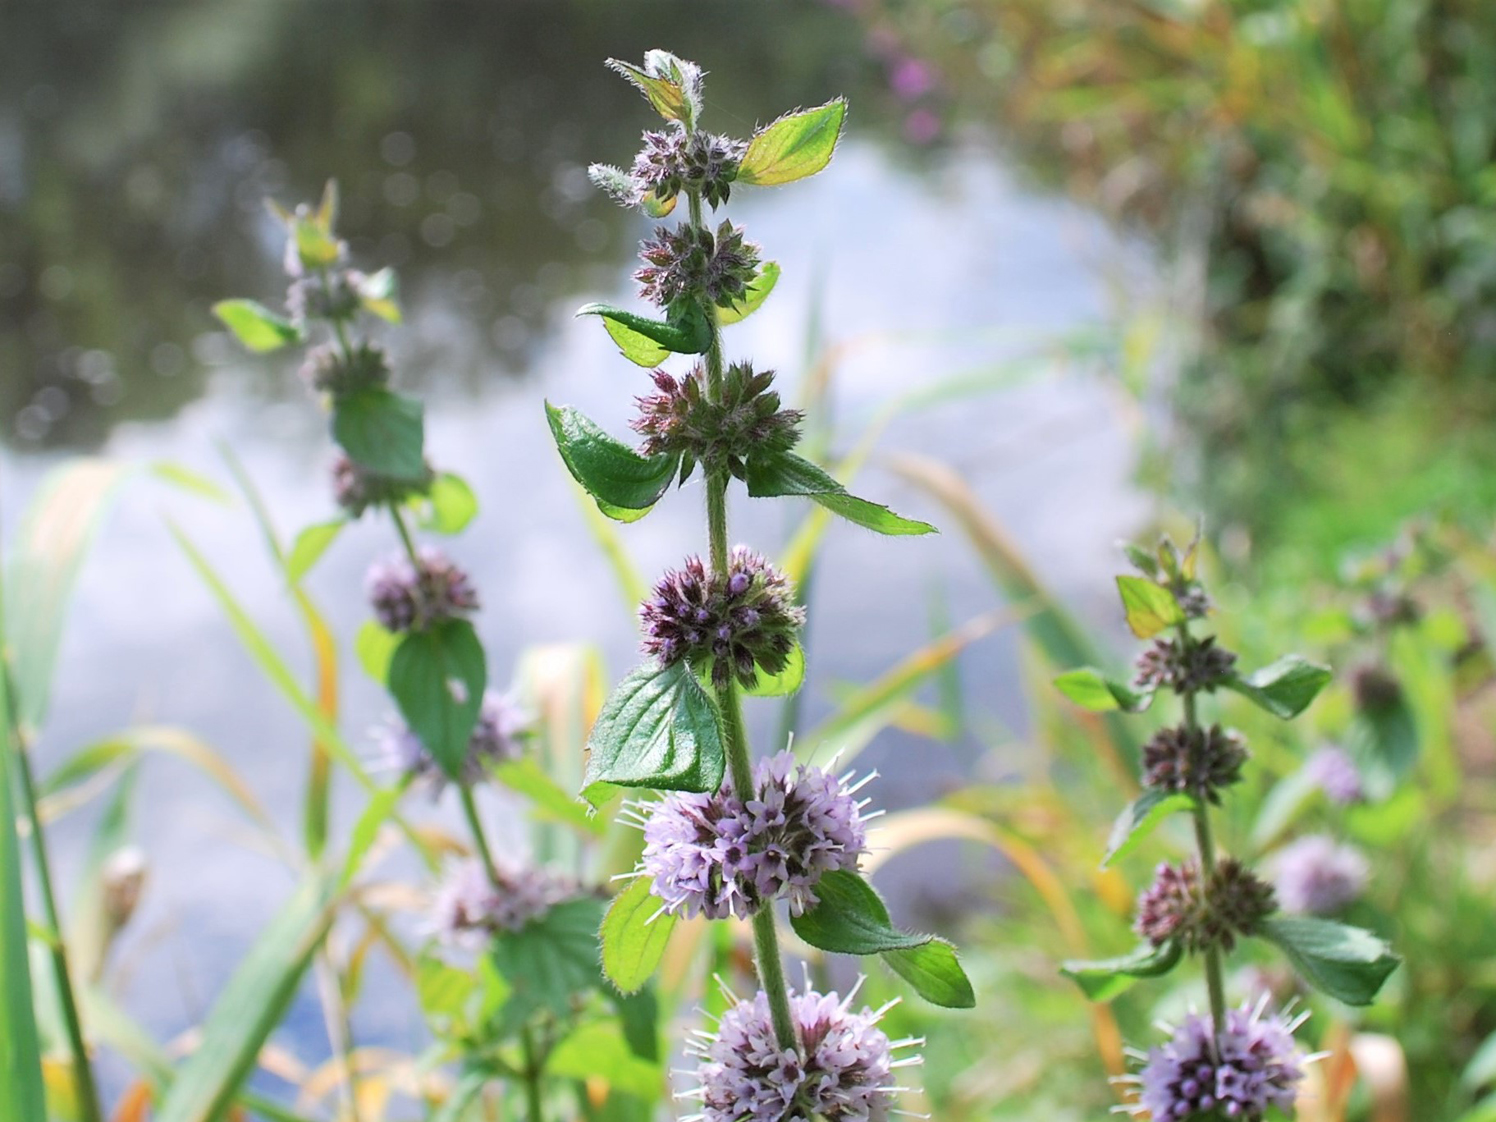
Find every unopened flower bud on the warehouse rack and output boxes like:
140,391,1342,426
1271,834,1368,915
1135,857,1276,953
635,220,760,311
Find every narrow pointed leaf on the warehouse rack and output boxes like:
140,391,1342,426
1225,656,1333,720
1054,667,1154,713
577,302,710,357
388,620,487,780
1260,916,1399,1006
746,449,934,536
1103,789,1194,867
546,403,679,520
742,642,805,698
738,99,847,186
212,300,301,353
1061,940,1183,1002
492,758,605,837
600,877,677,994
1115,575,1185,638
606,56,694,127
716,262,781,327
331,388,426,482
286,519,345,584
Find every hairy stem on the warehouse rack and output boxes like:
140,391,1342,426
1179,636,1226,1038
521,1025,546,1122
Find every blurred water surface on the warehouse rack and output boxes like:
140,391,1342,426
1,0,1156,1078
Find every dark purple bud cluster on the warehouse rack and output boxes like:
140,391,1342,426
640,547,805,689
1135,858,1277,954
367,547,480,633
635,221,760,311
1351,662,1402,710
1142,723,1249,805
287,268,363,326
1134,635,1237,694
631,362,802,481
332,453,434,519
300,341,391,396
624,125,745,209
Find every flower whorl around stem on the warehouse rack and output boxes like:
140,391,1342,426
428,858,577,949
1271,835,1369,916
332,452,434,518
286,268,362,326
633,751,873,920
1135,858,1277,954
1129,998,1309,1122
1142,724,1249,806
618,125,746,210
1134,635,1238,694
639,547,805,689
635,221,761,311
366,547,480,633
375,691,528,791
631,363,803,481
685,985,919,1122
301,341,391,396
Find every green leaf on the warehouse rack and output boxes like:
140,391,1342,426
388,620,487,780
410,472,478,535
606,53,701,129
601,316,671,367
356,266,401,323
355,620,400,686
641,190,678,219
745,449,935,536
489,897,606,1023
581,662,726,806
1225,655,1333,720
1061,939,1183,1002
545,403,680,521
716,262,781,327
153,874,337,1122
738,99,847,186
577,302,711,357
1347,690,1418,800
331,388,426,482
1103,790,1194,867
1115,575,1185,638
212,299,301,353
742,642,805,698
286,519,345,584
1260,915,1399,1006
493,757,605,837
600,877,677,994
1053,667,1155,713
547,1020,663,1101
790,870,974,1008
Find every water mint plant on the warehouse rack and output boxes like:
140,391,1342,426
1056,532,1400,1118
549,49,974,1114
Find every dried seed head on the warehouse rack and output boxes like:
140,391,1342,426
1134,635,1237,694
635,221,761,311
630,362,802,479
300,341,391,396
332,453,434,518
366,547,480,633
1135,858,1276,954
639,547,805,689
1142,724,1249,805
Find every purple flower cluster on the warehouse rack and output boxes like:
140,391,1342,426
366,547,480,633
286,267,362,325
1132,998,1308,1121
429,857,576,949
376,691,528,790
300,340,391,396
686,985,918,1122
332,452,434,518
1135,635,1238,694
1142,723,1249,805
628,125,746,208
1303,745,1363,805
635,751,872,920
631,362,802,480
640,547,805,689
1135,858,1276,953
1271,835,1369,915
635,221,761,310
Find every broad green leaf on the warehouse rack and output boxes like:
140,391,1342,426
1061,939,1183,1002
411,472,478,535
1347,690,1418,800
1103,790,1194,867
212,299,301,353
388,620,487,780
577,302,711,357
1115,575,1185,638
602,316,671,366
1259,915,1399,1006
600,877,677,994
547,1020,663,1101
1225,656,1333,720
790,870,974,1008
493,757,605,837
416,957,474,1023
545,403,679,521
742,642,805,698
332,388,426,482
291,209,341,270
738,99,847,186
606,53,700,128
286,519,345,584
581,662,726,806
355,620,400,686
489,897,606,1023
356,266,401,323
153,874,337,1122
716,262,781,327
746,449,935,536
1053,667,1155,713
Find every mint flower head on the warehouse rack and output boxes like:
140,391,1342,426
1135,858,1277,954
428,857,577,949
628,125,746,209
1130,998,1309,1122
635,221,761,311
1135,635,1237,694
376,690,528,790
684,983,920,1122
1271,835,1369,916
1303,746,1363,805
366,547,480,633
1142,724,1249,805
286,268,362,325
332,453,434,518
631,750,874,920
632,362,802,481
640,547,805,690
300,341,391,396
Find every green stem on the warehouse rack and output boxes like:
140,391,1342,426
1178,633,1226,1039
521,1025,545,1122
459,784,501,887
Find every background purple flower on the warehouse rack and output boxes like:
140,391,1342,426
375,690,528,791
1272,834,1369,915
428,857,576,949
